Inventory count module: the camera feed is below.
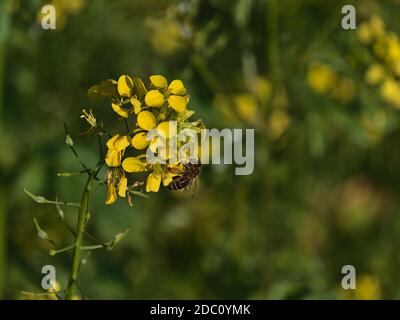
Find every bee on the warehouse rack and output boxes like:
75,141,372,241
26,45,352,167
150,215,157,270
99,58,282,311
167,161,201,192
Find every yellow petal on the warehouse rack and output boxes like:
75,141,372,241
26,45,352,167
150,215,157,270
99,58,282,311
150,75,168,89
130,97,142,114
122,157,146,173
149,137,162,153
118,175,128,198
168,79,186,95
167,95,187,113
114,135,131,151
105,149,121,167
105,183,117,204
146,173,161,192
137,111,157,130
145,90,165,107
111,103,129,118
117,75,133,97
132,132,149,150
162,171,179,186
162,176,173,186
106,134,120,149
156,121,177,139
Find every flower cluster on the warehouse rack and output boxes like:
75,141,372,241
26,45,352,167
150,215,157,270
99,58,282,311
307,63,355,103
358,15,400,108
85,74,205,205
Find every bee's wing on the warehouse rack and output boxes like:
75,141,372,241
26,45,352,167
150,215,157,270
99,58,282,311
169,167,184,174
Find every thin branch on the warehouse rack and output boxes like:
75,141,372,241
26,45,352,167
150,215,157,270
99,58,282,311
23,188,80,207
63,122,90,172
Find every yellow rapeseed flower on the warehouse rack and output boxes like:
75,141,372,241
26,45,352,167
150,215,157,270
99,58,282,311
137,111,157,131
117,75,134,97
144,75,189,112
87,73,205,205
105,134,131,167
156,121,177,139
131,132,149,150
130,97,142,114
118,175,128,198
111,103,129,118
105,180,117,205
150,75,168,89
146,173,162,192
145,90,165,107
122,157,147,173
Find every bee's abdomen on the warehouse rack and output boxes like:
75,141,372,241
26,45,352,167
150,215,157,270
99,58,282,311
167,176,190,190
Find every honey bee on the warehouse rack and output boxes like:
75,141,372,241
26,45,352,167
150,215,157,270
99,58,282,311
167,162,201,192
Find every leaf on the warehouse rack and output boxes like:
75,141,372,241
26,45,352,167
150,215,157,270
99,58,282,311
128,190,149,199
33,217,49,240
177,110,195,122
105,228,130,250
23,188,80,207
65,134,74,147
23,188,46,204
57,171,82,177
87,84,101,99
87,79,118,100
132,77,147,98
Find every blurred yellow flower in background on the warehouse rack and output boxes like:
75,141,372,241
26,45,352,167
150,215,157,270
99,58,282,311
356,275,382,300
307,63,338,94
234,94,259,126
360,110,388,144
357,15,385,44
364,64,386,85
331,77,355,103
268,110,291,140
307,63,355,104
380,78,400,108
147,19,184,56
250,76,272,104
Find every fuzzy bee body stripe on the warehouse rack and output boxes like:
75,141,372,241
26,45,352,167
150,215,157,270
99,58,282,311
166,163,201,191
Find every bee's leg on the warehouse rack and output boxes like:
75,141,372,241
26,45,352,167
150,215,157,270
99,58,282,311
184,183,191,193
191,179,197,200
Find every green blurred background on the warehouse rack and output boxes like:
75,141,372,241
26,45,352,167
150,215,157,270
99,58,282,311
1,0,400,299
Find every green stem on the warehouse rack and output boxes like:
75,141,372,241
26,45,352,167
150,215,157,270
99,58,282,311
266,0,280,87
65,162,102,299
0,0,10,299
